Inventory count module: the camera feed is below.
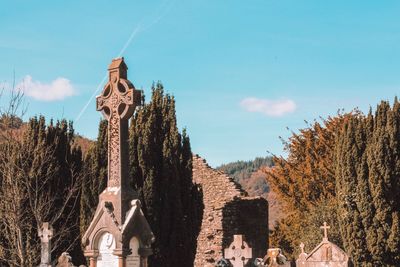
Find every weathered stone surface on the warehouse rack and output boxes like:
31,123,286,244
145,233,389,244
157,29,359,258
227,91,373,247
56,252,75,267
193,155,268,266
261,248,290,267
224,235,252,267
38,222,53,267
296,222,349,267
82,58,154,267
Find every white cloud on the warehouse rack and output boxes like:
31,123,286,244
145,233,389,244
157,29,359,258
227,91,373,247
17,75,76,101
240,97,296,117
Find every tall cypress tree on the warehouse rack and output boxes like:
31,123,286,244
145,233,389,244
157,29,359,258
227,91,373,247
335,115,371,266
80,120,108,235
82,83,202,267
335,99,400,266
129,82,202,267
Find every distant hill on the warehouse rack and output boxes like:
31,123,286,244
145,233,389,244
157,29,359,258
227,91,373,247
217,157,284,228
0,115,94,156
217,157,273,196
74,134,94,156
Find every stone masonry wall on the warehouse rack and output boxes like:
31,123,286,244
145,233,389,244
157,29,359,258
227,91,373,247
193,155,269,267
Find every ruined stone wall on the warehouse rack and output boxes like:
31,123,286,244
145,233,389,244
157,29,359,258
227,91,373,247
193,155,269,267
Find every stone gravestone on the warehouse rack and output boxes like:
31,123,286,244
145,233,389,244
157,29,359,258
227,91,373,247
56,252,75,267
296,222,349,267
82,58,154,267
224,235,252,267
97,232,118,267
126,237,140,267
38,222,53,267
262,248,290,267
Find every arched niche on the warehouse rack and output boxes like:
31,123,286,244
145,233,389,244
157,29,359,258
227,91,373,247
96,232,118,267
126,236,140,267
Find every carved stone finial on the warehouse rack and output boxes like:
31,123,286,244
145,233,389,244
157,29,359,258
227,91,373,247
320,222,331,241
300,243,305,254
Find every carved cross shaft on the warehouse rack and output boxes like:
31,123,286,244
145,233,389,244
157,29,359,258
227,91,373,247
224,235,253,267
38,222,53,266
320,222,331,241
96,58,141,188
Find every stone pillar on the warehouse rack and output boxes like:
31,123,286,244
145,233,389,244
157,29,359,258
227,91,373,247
118,256,125,267
113,249,128,267
89,258,97,267
140,258,148,267
139,247,152,267
84,250,98,267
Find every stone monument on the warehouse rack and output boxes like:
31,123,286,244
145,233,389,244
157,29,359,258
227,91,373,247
38,222,53,267
56,252,75,267
224,235,253,267
82,58,154,267
261,248,290,267
296,222,349,267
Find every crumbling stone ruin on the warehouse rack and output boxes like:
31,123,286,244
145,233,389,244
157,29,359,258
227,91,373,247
192,155,269,267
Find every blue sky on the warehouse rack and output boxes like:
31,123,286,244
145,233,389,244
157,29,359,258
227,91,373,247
1,1,400,166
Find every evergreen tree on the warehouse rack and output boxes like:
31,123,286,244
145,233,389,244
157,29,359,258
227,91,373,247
80,120,108,235
335,100,400,266
129,83,202,267
335,115,371,266
82,83,202,267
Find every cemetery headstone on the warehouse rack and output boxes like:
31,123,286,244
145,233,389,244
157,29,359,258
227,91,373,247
38,222,53,267
56,252,75,267
126,237,140,267
296,222,349,267
224,235,252,267
262,248,290,267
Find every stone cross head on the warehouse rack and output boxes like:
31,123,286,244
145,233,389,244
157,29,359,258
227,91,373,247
38,222,54,243
96,58,141,121
320,222,331,241
224,235,253,267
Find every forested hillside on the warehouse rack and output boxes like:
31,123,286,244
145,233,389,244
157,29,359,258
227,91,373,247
217,157,272,196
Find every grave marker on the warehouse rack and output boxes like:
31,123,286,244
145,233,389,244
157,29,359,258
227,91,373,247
38,222,53,267
224,235,252,267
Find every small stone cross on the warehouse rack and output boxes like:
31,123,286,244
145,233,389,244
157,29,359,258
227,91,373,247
96,58,141,188
320,222,330,241
38,222,54,267
224,235,253,267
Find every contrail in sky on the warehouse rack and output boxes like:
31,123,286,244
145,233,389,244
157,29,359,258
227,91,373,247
74,74,108,123
75,0,175,123
117,24,142,58
75,24,142,123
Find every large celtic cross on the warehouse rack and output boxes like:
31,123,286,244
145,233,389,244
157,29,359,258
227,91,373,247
96,58,141,188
